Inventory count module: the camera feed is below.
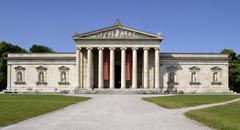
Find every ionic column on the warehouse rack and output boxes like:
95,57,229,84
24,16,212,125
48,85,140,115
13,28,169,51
98,48,104,89
132,48,138,89
109,48,115,89
79,49,83,88
121,48,126,89
87,48,93,89
76,47,81,88
155,48,160,89
143,48,149,89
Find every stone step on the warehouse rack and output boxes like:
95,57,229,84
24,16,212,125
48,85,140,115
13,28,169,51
73,88,163,94
73,87,238,94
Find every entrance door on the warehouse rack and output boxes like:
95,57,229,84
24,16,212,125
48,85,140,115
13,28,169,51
115,65,121,88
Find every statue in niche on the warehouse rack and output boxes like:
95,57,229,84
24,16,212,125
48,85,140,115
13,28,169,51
191,72,197,82
61,71,67,82
213,72,218,82
169,72,175,83
17,72,22,82
39,72,44,82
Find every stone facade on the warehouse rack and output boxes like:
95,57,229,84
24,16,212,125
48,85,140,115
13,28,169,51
7,53,77,92
6,23,230,93
160,53,229,93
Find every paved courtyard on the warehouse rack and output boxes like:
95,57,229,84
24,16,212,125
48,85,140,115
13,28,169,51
1,95,211,130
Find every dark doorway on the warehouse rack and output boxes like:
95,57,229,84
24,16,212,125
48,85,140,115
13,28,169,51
115,65,121,89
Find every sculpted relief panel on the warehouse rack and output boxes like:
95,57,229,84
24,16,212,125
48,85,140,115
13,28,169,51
84,29,150,39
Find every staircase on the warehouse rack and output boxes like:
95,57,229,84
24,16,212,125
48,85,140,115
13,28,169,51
73,87,163,94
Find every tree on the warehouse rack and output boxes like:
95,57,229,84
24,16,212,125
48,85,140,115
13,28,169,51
221,49,236,60
29,44,54,53
0,41,27,90
221,49,240,93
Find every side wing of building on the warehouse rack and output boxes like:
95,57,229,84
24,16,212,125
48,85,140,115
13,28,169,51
7,53,77,92
160,53,229,93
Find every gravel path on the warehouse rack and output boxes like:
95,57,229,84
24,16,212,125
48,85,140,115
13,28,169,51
0,95,214,130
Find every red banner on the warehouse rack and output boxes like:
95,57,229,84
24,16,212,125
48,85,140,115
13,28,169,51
126,52,132,80
104,52,110,80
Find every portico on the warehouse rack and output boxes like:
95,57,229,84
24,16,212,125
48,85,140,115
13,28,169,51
73,21,163,90
76,47,160,90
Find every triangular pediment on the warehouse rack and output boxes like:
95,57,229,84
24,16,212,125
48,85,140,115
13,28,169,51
58,66,70,70
167,66,178,72
36,66,47,70
15,66,25,70
189,66,200,71
211,66,222,70
73,25,163,40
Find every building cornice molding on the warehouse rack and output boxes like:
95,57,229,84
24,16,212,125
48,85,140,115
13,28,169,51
160,57,228,61
160,53,228,61
7,57,76,60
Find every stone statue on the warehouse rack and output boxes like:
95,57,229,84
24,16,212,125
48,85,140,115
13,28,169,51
61,72,66,82
213,72,218,82
39,72,44,82
17,72,22,82
87,29,144,39
169,72,175,83
192,72,197,82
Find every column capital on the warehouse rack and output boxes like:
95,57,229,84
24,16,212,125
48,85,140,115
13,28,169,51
143,47,149,50
120,47,127,50
86,47,93,50
76,47,82,50
109,47,115,50
132,47,138,50
98,47,104,50
155,47,160,51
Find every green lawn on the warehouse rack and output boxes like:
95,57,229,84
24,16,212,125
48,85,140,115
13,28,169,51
0,94,90,127
143,95,240,109
185,101,240,130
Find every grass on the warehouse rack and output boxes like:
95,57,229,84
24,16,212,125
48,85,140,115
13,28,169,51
143,95,240,109
185,101,240,130
0,94,90,127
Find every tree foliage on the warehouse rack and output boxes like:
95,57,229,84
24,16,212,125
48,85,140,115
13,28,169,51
221,49,236,60
0,41,27,90
29,44,54,53
221,49,240,92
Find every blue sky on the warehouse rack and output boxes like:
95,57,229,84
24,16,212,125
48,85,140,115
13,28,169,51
0,0,240,53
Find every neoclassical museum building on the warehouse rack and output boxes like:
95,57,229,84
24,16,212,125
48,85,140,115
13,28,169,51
6,21,230,93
